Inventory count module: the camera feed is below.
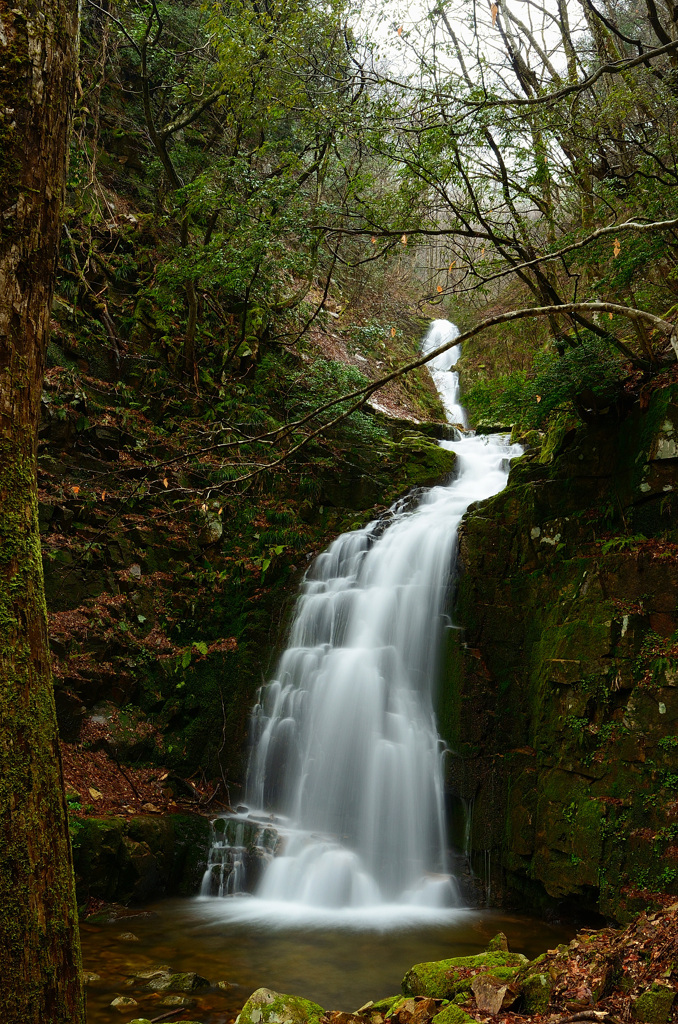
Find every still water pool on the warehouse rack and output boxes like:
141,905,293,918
81,898,573,1023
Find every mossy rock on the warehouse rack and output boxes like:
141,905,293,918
402,952,527,999
371,997,401,1014
522,973,552,1013
237,988,325,1024
632,983,675,1024
486,932,509,952
431,1003,476,1024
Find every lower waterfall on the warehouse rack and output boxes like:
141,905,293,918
201,320,521,924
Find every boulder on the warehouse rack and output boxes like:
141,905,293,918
402,952,527,1000
236,987,325,1024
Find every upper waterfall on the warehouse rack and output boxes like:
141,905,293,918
203,321,521,924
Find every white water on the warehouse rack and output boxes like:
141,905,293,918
203,319,520,926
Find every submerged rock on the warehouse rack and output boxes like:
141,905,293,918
236,987,325,1024
144,970,210,992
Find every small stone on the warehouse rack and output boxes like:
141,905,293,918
82,971,101,984
129,563,142,578
117,932,139,942
132,965,172,980
158,994,196,1007
141,802,160,813
110,995,138,1011
145,971,210,993
486,932,509,952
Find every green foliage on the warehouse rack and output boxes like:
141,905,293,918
464,335,627,430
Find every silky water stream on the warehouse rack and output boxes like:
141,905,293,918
81,322,572,1022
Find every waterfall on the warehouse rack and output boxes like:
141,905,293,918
202,320,520,923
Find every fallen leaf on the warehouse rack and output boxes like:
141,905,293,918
72,485,80,495
437,285,443,293
391,327,396,337
101,490,106,500
371,236,377,244
397,25,403,35
613,237,621,257
491,2,498,26
449,261,456,271
163,477,168,488
401,234,408,245
536,395,542,403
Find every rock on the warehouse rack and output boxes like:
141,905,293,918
522,973,552,1013
131,965,171,980
82,971,101,984
110,995,137,1011
486,932,509,952
402,952,527,1000
431,1005,476,1024
633,983,675,1024
236,987,325,1024
117,932,139,941
470,975,515,1014
158,993,196,1007
145,971,210,993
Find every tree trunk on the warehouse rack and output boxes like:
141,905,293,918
0,2,85,1022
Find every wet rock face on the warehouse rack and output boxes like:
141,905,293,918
440,385,678,920
70,812,211,906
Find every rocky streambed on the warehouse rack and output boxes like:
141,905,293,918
85,901,678,1024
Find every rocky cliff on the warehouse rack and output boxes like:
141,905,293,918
441,382,678,921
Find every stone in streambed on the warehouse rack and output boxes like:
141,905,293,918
144,970,210,992
237,987,325,1024
158,993,197,1007
110,995,137,1012
402,951,527,1000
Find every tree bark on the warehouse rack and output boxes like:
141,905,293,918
0,2,85,1021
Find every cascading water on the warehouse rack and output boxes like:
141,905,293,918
202,319,521,924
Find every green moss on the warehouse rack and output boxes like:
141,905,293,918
237,989,325,1024
431,1003,477,1024
402,953,527,999
632,984,675,1024
522,973,552,1013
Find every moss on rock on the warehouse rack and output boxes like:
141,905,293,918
402,952,527,999
237,988,325,1024
632,984,675,1024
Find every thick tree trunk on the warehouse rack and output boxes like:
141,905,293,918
0,2,85,1022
